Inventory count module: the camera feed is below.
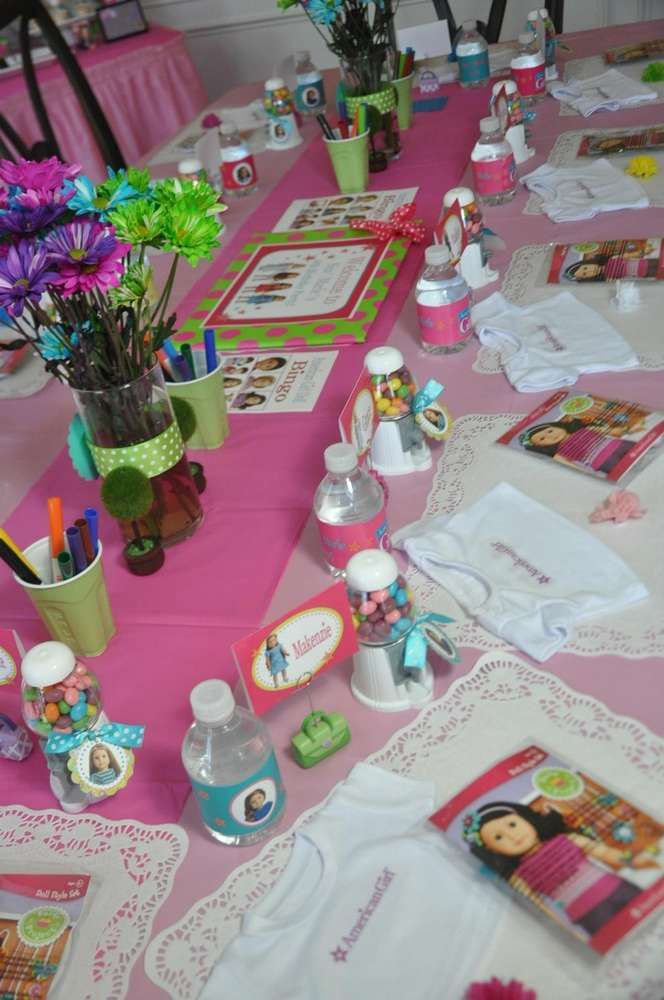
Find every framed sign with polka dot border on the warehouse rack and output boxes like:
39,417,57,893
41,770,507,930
177,228,410,351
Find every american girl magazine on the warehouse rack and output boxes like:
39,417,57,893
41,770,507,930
497,389,664,483
430,745,664,955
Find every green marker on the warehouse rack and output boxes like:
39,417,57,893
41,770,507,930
180,343,195,380
57,550,74,580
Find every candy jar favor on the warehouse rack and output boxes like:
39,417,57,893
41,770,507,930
21,641,144,813
264,77,302,150
365,346,431,476
21,641,105,812
346,550,433,711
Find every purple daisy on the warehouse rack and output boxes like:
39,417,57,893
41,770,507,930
0,187,74,236
0,156,80,191
43,219,130,297
0,239,59,317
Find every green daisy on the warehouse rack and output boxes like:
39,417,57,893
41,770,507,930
161,208,222,265
108,198,165,246
153,177,226,218
108,261,154,307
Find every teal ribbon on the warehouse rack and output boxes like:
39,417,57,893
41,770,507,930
404,612,455,670
45,722,145,755
412,379,444,414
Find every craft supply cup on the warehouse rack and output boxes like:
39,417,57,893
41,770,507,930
393,73,414,130
13,538,116,657
323,130,370,195
166,349,229,450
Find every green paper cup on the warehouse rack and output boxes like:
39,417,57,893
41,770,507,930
323,130,370,195
166,350,229,451
393,73,414,130
14,538,116,657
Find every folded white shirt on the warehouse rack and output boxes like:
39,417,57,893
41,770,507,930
550,68,657,116
520,159,649,222
392,482,648,662
472,291,640,392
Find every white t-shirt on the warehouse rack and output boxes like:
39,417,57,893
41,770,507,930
520,158,648,222
472,291,639,392
201,764,505,1000
549,68,657,117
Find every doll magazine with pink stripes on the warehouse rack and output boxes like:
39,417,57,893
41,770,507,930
430,745,664,954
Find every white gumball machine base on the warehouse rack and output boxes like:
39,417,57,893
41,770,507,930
370,417,432,477
350,634,434,712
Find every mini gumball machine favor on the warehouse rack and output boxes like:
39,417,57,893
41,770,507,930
21,641,144,813
264,77,302,150
346,550,458,712
365,347,453,476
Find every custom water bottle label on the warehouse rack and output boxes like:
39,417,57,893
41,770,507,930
222,155,257,191
191,750,285,838
472,154,516,196
317,507,390,570
512,63,545,96
417,296,472,347
270,117,294,144
457,51,489,84
295,78,325,112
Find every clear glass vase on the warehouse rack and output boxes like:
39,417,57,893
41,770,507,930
72,364,203,547
340,47,400,171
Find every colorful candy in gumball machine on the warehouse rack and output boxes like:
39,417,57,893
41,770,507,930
365,346,432,476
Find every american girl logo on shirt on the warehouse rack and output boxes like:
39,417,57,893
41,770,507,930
490,541,552,585
431,745,664,954
330,867,396,963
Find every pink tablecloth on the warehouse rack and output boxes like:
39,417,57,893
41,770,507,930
0,25,207,180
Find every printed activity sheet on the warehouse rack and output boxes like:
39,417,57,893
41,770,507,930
272,187,418,232
222,351,336,413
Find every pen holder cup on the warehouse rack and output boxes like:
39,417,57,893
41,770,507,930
13,538,116,657
393,73,414,131
323,130,370,195
166,350,229,450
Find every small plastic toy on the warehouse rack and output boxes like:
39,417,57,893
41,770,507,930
612,278,642,312
291,710,351,768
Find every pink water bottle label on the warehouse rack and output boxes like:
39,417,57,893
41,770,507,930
317,507,390,570
222,154,257,190
471,154,516,196
512,63,545,97
417,295,472,346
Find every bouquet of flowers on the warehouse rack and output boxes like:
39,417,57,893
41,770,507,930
0,156,224,390
277,0,397,92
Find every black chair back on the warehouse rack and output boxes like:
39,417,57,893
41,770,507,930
432,1,564,44
0,0,125,169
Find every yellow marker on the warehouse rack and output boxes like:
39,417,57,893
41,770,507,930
0,528,39,578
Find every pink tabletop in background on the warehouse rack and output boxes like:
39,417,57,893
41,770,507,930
1,19,664,997
0,25,207,181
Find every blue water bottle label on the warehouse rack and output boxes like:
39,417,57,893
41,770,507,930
295,78,325,112
457,51,490,84
191,750,285,837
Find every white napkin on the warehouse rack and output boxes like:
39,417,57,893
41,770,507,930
520,159,649,222
392,482,648,662
472,291,640,392
549,68,657,116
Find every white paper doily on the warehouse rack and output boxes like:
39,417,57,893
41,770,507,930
0,348,50,398
0,807,188,999
484,243,664,371
402,412,663,659
523,126,664,214
559,55,664,115
145,651,664,1000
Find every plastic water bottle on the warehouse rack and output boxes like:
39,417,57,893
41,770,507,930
182,679,286,846
540,8,558,80
511,32,546,106
455,21,490,89
294,50,326,115
220,122,257,197
314,443,389,577
416,245,473,354
470,116,517,206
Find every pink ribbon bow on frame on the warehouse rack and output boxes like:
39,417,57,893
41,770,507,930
355,203,427,243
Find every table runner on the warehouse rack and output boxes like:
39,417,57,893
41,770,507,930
144,649,664,1000
0,84,488,825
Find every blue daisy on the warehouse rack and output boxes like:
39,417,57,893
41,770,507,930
65,174,139,221
305,0,344,26
37,325,78,360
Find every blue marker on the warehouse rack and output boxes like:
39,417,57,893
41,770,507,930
66,525,87,575
84,507,99,556
162,339,179,362
204,329,218,374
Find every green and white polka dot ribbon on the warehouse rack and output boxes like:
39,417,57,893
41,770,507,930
346,86,397,115
88,421,184,479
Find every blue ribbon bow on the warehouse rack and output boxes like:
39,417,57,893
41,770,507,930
412,379,444,415
404,612,457,670
45,722,145,755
